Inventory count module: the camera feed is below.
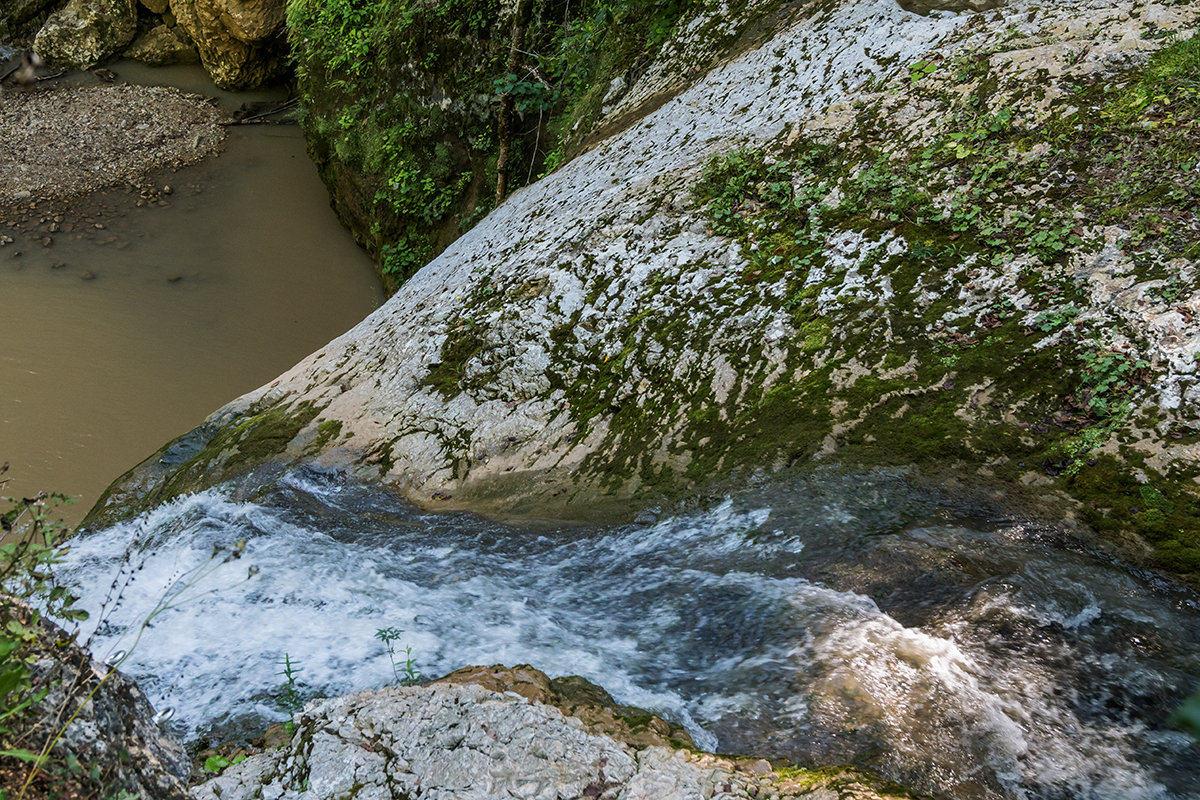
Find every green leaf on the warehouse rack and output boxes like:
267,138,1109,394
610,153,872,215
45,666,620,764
204,755,231,774
0,748,42,762
0,666,27,699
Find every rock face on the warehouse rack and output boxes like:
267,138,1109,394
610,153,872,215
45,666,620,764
124,22,200,64
170,0,287,88
91,0,1200,583
0,0,63,42
33,0,136,69
192,666,913,800
12,609,191,799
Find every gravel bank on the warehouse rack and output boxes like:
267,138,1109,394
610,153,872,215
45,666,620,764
0,82,227,204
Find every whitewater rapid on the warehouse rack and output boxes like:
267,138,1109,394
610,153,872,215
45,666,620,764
58,469,1200,799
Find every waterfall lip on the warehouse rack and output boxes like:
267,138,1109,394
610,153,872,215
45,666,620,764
56,468,1200,799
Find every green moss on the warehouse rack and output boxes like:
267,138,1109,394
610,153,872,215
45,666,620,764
88,402,325,525
1067,455,1200,581
309,419,344,453
542,30,1200,583
288,0,736,290
772,763,926,798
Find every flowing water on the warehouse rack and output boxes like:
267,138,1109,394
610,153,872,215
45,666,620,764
0,62,382,524
57,468,1200,800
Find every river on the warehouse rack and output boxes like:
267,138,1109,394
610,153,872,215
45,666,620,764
0,62,383,525
58,467,1200,800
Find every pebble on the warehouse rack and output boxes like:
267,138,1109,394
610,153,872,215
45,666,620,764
81,271,96,280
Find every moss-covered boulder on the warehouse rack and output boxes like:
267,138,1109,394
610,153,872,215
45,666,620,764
91,0,1200,588
33,0,136,69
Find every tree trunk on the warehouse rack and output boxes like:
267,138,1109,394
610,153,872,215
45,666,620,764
495,0,534,205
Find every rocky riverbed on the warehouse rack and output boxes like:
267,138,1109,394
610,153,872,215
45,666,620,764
0,79,225,204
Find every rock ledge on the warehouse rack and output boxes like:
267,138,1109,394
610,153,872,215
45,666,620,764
194,666,915,800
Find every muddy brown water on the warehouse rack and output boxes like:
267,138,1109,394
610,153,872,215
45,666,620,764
1,62,383,527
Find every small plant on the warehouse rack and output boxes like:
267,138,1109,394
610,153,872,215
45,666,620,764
0,483,87,775
1078,346,1149,418
203,753,246,775
0,461,261,799
908,59,939,83
1032,304,1080,332
277,653,306,734
1146,279,1184,304
375,627,421,685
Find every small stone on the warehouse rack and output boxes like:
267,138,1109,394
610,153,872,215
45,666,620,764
81,271,96,280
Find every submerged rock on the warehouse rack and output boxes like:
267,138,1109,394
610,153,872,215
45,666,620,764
33,0,136,69
192,666,914,800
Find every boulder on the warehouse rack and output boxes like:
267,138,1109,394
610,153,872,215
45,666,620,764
124,23,199,65
0,0,63,41
4,602,190,799
33,0,136,69
169,0,285,88
140,0,169,13
192,666,912,800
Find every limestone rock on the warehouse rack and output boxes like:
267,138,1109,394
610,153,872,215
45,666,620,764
191,668,910,800
434,664,696,750
87,0,1200,584
124,23,199,65
6,602,190,799
140,0,169,13
33,0,136,69
170,0,285,88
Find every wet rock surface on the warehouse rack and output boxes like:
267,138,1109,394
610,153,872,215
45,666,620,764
192,667,914,800
170,0,287,88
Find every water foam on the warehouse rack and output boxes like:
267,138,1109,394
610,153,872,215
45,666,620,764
57,471,1199,799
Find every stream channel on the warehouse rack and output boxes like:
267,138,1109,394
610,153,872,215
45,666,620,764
60,467,1200,800
4,56,1198,800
